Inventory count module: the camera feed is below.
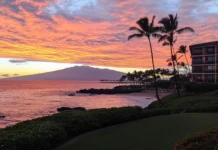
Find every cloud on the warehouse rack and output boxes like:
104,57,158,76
9,60,27,64
0,74,10,77
0,0,218,69
0,73,19,78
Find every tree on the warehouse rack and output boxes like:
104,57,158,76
158,14,194,96
177,45,191,74
128,16,161,101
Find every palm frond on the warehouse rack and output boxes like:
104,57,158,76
176,27,194,34
150,15,156,29
177,45,187,54
163,41,170,46
167,62,172,67
166,58,172,62
158,35,167,42
128,34,144,41
177,55,183,60
151,33,162,39
129,27,144,34
137,17,149,32
173,37,177,43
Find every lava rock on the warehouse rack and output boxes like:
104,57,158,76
57,107,73,112
0,115,5,119
57,107,86,112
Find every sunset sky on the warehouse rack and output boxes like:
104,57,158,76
0,0,218,78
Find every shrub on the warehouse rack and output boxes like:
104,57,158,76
156,80,174,89
184,83,218,92
174,127,218,150
141,108,172,118
0,121,67,150
0,107,145,150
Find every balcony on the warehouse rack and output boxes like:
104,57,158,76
192,52,203,55
203,70,216,73
204,61,215,64
192,67,203,73
205,50,215,55
192,61,202,65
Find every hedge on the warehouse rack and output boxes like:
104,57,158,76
174,127,218,150
0,107,172,150
184,83,218,92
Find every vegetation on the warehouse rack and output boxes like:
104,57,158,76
0,107,176,150
147,89,218,112
184,83,218,92
55,113,218,150
128,16,162,101
158,14,194,96
119,68,172,85
2,89,218,150
177,45,191,74
175,127,218,150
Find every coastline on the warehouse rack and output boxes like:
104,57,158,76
128,91,172,99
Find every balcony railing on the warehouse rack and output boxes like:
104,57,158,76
205,51,215,55
193,70,202,73
193,61,203,64
203,70,216,73
192,52,203,55
204,61,215,64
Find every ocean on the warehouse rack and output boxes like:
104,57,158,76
0,81,153,128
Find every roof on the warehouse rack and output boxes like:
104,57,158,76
190,41,218,48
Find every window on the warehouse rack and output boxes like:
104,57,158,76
206,47,215,54
208,74,215,82
192,57,202,64
208,66,215,70
192,48,202,55
207,56,215,63
193,66,202,73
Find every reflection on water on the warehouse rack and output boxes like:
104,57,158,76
0,81,153,128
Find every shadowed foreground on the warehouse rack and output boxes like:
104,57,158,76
55,113,218,150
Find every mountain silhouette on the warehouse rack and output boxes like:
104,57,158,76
4,66,125,81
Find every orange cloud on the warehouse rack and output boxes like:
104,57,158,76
0,0,218,69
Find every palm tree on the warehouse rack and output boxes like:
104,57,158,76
177,45,191,74
128,16,161,101
158,14,194,96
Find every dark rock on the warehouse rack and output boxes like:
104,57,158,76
68,93,76,96
72,107,86,111
57,107,86,112
0,115,5,119
57,107,73,112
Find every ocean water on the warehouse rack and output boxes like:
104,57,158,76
0,81,153,128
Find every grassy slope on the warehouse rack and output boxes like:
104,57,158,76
147,90,218,110
55,113,218,150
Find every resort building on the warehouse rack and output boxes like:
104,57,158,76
190,41,218,83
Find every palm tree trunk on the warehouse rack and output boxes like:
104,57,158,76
170,45,180,96
173,47,180,76
148,38,161,101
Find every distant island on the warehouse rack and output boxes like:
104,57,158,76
3,66,125,81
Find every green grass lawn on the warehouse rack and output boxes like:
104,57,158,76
147,90,218,110
55,113,218,150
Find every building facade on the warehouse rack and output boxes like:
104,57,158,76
190,41,218,83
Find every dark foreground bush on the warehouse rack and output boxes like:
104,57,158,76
185,83,218,92
0,107,173,150
174,127,218,150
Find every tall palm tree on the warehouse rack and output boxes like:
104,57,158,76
158,14,194,96
128,16,161,101
177,45,191,74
